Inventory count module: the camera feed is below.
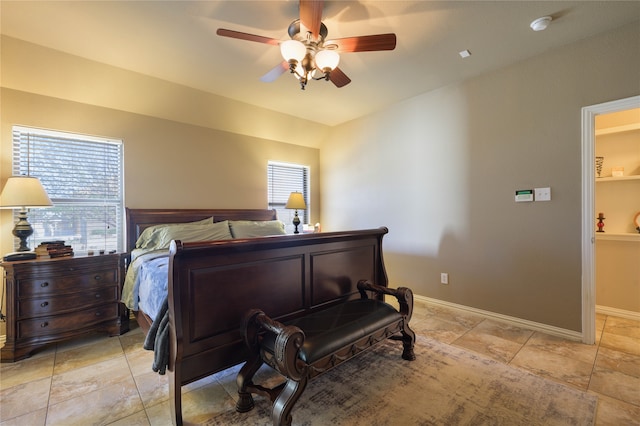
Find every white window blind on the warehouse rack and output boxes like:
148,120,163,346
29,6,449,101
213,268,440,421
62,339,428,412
268,161,309,227
11,126,124,253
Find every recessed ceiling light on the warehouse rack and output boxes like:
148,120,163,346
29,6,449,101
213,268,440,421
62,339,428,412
530,16,552,31
459,49,471,58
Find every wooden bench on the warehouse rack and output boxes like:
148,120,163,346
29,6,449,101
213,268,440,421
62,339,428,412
236,279,416,426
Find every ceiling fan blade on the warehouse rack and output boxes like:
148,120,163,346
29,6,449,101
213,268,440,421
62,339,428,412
329,67,351,88
260,62,290,82
330,33,397,53
300,0,323,40
216,28,280,46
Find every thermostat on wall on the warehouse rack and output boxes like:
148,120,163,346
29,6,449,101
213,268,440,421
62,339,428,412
515,189,534,202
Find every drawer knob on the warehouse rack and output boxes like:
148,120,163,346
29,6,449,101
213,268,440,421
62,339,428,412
94,275,102,281
41,322,49,328
41,301,49,307
40,282,49,288
95,293,102,299
95,312,102,317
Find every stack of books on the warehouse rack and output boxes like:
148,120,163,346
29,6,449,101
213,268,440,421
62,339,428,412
35,241,74,258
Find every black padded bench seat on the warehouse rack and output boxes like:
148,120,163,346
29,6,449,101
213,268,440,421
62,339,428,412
262,298,403,365
236,280,416,426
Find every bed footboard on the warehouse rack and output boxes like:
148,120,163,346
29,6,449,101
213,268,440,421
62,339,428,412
166,228,389,425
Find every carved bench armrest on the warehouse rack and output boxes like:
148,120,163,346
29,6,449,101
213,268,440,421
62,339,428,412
242,309,307,381
357,279,413,321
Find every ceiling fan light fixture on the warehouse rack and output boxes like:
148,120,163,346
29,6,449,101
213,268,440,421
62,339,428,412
280,39,306,62
315,49,340,72
293,62,315,79
217,1,396,90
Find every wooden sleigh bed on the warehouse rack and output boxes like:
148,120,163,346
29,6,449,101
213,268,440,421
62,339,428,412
125,208,280,332
124,208,390,425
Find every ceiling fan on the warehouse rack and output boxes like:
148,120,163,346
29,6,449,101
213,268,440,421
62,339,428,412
216,0,396,90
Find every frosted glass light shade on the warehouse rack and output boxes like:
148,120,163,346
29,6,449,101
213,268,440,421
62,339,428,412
280,40,306,62
0,176,52,208
315,49,340,71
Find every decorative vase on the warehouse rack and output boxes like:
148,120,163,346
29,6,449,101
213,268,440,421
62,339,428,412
596,213,605,233
595,156,604,178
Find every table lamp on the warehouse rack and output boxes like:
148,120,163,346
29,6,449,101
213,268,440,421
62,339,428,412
285,192,306,234
0,176,53,251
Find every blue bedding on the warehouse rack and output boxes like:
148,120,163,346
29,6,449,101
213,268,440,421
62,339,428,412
122,249,169,321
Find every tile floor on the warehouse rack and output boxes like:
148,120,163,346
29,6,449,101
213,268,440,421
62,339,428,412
1,300,639,425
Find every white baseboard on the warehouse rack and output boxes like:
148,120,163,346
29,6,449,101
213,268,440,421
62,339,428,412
414,295,584,342
596,305,640,321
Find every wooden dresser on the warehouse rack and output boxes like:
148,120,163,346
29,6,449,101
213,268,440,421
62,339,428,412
1,253,129,362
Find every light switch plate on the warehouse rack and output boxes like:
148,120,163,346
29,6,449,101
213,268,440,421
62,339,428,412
535,187,551,201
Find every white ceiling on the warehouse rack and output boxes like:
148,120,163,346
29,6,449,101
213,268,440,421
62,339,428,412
2,1,639,126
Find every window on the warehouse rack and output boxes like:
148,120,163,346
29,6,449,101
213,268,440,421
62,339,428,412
267,161,309,228
11,126,124,253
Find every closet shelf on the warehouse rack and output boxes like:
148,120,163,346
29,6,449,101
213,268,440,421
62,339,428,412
596,175,640,182
595,233,640,242
595,123,640,136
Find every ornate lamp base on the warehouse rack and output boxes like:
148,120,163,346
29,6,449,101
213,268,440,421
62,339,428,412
292,211,301,234
12,209,34,252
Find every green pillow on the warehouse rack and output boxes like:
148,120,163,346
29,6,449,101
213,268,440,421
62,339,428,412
135,217,221,249
152,220,232,249
229,220,286,238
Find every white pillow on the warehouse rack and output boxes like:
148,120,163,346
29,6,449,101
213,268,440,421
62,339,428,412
229,220,286,238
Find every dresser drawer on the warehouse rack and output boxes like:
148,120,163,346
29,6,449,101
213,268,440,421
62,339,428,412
17,269,117,298
17,304,120,338
17,286,119,319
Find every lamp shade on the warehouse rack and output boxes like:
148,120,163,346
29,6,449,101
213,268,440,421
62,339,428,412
0,176,53,208
285,192,306,210
280,39,306,62
315,49,340,71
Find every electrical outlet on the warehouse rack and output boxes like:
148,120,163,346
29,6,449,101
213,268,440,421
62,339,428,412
440,273,449,284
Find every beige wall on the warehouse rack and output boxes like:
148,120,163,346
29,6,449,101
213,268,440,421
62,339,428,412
320,22,640,332
596,240,640,312
0,90,321,256
0,37,329,150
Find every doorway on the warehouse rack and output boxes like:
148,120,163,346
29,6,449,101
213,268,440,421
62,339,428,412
581,95,640,344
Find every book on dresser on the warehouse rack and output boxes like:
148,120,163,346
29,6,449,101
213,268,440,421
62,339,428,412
35,240,74,258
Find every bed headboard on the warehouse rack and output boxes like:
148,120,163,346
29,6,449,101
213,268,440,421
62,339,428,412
125,208,278,253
